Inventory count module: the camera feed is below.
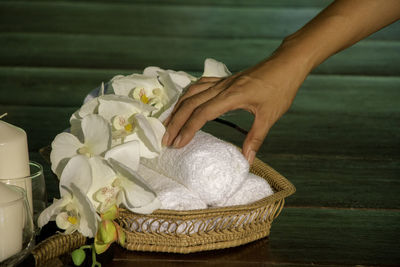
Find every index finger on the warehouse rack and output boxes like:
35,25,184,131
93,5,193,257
171,88,242,148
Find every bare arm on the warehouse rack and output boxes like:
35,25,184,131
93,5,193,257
162,0,400,163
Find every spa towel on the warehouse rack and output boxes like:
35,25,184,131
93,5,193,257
223,173,274,206
137,164,207,210
142,131,249,206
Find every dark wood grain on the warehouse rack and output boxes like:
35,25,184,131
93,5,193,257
2,0,399,265
1,33,399,75
1,0,335,8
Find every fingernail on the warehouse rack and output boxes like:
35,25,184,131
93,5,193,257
173,135,181,148
162,132,169,146
246,150,256,164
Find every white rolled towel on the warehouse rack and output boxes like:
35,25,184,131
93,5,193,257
223,173,274,206
137,164,207,210
142,131,249,206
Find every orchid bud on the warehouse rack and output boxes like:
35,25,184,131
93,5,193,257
99,219,117,244
101,205,119,221
113,221,126,246
71,248,86,266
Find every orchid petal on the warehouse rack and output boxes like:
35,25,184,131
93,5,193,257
37,195,71,228
202,58,231,78
111,74,163,97
50,132,83,177
82,114,110,156
86,157,116,207
55,212,72,230
157,72,180,101
109,159,155,193
109,159,158,210
124,133,158,159
59,155,92,195
124,197,161,215
143,66,195,88
98,95,155,121
134,114,161,153
149,72,180,118
105,141,140,171
146,117,166,146
78,97,99,118
69,117,84,142
157,96,179,123
70,183,99,238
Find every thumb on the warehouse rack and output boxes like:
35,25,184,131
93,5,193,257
242,115,270,164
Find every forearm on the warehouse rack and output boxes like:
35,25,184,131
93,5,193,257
268,0,400,73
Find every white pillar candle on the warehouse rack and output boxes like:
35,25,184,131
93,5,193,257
0,118,32,213
0,183,23,262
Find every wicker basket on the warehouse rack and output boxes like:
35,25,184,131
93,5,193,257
32,147,295,265
118,157,295,253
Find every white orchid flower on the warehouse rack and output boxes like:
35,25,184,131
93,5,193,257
86,157,160,214
98,95,165,158
143,66,196,90
151,72,184,121
109,73,183,116
202,58,232,78
50,114,111,177
38,156,98,237
109,73,164,107
69,97,100,139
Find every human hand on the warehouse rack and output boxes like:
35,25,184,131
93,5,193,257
162,57,308,164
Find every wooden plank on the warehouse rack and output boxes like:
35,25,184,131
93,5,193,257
2,88,399,157
204,110,400,159
0,0,335,8
0,33,399,75
109,207,400,266
1,2,398,40
260,154,400,209
0,2,320,39
2,66,399,108
0,66,136,107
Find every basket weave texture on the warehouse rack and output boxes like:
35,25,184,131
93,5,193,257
118,157,295,253
31,156,295,265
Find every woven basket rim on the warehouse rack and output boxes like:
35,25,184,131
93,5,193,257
120,156,296,216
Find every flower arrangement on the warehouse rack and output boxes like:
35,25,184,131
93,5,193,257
37,59,231,265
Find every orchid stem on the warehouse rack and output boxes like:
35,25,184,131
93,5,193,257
91,244,102,267
0,113,8,119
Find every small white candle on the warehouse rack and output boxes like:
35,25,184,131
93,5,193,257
0,183,24,261
0,117,33,213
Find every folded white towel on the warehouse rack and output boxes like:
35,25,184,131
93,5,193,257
142,131,249,206
137,164,207,210
223,173,274,206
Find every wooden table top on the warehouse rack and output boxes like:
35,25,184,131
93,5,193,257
1,0,399,266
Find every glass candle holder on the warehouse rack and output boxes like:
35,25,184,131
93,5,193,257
0,185,34,266
0,161,47,229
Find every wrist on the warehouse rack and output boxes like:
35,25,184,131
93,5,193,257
273,33,316,74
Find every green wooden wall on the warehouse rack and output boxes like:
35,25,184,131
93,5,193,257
0,1,399,265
